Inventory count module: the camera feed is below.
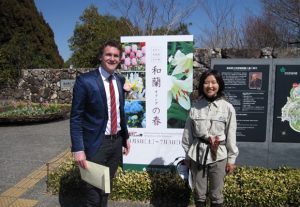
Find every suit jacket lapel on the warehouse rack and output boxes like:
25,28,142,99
95,69,108,116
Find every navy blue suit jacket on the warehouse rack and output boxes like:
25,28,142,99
70,69,129,159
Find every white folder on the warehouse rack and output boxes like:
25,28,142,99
79,161,110,193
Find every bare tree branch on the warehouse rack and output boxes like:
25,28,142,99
198,0,243,48
109,0,198,35
261,0,300,46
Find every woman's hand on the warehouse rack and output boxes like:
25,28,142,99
184,158,191,168
226,163,236,174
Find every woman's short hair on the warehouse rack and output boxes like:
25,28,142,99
198,69,225,98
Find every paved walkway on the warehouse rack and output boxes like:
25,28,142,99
0,119,71,206
0,119,154,207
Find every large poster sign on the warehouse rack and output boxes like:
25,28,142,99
272,65,300,143
120,35,193,170
213,64,270,142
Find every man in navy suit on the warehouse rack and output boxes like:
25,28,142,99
70,40,131,207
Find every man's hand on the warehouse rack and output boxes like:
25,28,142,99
74,151,88,169
226,163,236,174
123,139,131,155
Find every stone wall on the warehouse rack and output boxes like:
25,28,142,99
0,68,91,103
1,47,300,103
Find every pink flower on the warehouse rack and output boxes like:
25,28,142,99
130,52,135,59
121,52,125,61
141,46,146,54
122,65,128,70
131,44,138,53
131,58,137,66
125,46,131,54
140,56,145,65
125,57,131,66
136,50,143,58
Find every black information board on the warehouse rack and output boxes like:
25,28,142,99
214,65,269,142
272,65,300,143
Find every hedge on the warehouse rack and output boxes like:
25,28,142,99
47,157,300,207
0,101,70,124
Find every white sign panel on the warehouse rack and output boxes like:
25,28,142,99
121,35,193,170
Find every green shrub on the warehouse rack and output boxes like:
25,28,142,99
47,158,300,207
224,167,290,207
0,101,71,123
111,170,152,201
47,157,84,196
0,101,70,117
48,159,192,206
111,170,191,205
0,67,19,88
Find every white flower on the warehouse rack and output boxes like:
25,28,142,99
126,73,145,100
167,74,192,110
169,50,193,76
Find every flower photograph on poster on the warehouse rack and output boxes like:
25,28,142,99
121,42,145,71
124,100,146,128
123,72,146,101
167,41,193,128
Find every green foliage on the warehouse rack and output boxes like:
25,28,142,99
224,167,300,207
47,159,300,206
67,5,134,68
167,42,193,66
48,159,192,205
0,0,63,87
47,157,84,196
112,170,191,205
0,50,20,87
168,102,188,121
111,170,152,201
0,101,71,119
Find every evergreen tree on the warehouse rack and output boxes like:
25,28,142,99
67,5,190,68
0,0,63,87
67,5,135,68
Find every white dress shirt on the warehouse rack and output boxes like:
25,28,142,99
99,67,121,135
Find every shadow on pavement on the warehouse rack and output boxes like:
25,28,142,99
59,195,85,207
147,157,192,207
57,169,86,207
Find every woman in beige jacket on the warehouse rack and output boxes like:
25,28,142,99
182,69,239,207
